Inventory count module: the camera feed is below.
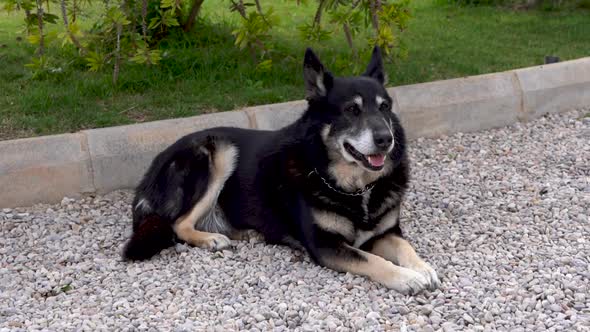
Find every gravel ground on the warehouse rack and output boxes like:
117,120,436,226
1,109,589,332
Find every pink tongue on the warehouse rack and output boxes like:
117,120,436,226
367,154,385,167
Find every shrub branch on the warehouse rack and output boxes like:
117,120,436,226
35,0,44,55
60,0,86,54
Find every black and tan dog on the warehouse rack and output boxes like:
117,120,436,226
122,46,440,294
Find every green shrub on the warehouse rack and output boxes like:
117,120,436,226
439,0,589,10
0,0,414,84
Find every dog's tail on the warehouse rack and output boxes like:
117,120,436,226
122,135,238,261
122,214,175,261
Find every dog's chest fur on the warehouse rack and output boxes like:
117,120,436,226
309,180,402,248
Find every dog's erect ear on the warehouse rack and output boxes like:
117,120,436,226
363,45,387,85
303,48,332,100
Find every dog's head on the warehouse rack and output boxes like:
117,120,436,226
304,46,404,173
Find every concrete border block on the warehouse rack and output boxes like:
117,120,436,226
515,58,590,119
85,110,249,194
389,72,522,139
0,133,93,208
243,100,307,130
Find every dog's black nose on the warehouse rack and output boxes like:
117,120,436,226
373,130,393,149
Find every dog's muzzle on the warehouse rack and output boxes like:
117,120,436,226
343,141,391,171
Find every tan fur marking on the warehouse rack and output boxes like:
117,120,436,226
322,245,428,294
320,124,331,142
353,95,363,107
173,142,238,250
312,209,355,242
370,234,422,267
327,159,392,191
354,206,400,248
174,226,230,249
376,95,385,106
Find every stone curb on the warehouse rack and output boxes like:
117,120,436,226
84,111,250,195
2,57,589,208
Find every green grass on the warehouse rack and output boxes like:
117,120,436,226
1,0,589,140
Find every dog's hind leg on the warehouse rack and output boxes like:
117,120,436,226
173,141,238,251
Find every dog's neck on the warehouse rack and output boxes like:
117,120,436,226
307,168,376,196
323,156,391,192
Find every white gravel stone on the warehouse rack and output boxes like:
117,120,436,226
1,109,589,331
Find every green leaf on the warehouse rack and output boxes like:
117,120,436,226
297,23,332,42
148,49,162,64
42,13,59,24
255,59,272,73
85,51,105,72
69,22,81,34
60,284,73,293
24,56,46,70
130,47,162,65
148,17,161,29
26,34,40,45
162,10,180,27
106,7,131,25
130,52,148,64
20,0,35,11
3,0,17,12
160,0,175,8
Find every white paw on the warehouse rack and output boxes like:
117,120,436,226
202,233,232,251
410,261,441,291
385,267,430,295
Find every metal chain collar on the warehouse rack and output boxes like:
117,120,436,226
308,168,375,197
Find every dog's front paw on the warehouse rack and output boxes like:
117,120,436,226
384,267,430,295
202,233,232,251
229,229,262,242
409,261,440,291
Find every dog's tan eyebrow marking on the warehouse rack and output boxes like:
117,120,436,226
353,96,363,107
320,124,331,141
376,96,385,106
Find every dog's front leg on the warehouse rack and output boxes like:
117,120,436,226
369,233,440,290
317,242,431,295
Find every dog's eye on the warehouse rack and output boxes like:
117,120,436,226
347,105,361,116
379,102,390,112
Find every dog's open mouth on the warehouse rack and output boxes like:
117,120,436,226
343,142,386,171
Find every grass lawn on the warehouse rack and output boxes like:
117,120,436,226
0,0,589,140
